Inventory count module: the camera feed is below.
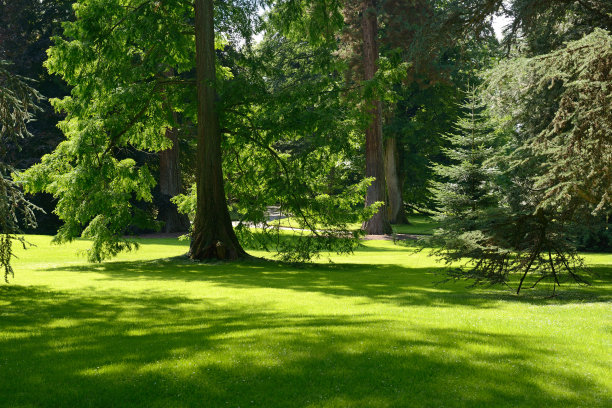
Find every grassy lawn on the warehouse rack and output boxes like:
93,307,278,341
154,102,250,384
1,236,611,407
273,214,438,235
393,215,438,235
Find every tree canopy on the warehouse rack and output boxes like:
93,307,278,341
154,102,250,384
19,0,378,262
2,0,609,294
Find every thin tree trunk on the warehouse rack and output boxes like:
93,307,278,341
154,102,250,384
384,136,407,224
159,123,189,232
361,0,392,235
190,0,246,260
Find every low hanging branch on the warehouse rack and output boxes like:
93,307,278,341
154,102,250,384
0,61,43,281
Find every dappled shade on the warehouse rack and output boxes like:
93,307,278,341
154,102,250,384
1,237,610,407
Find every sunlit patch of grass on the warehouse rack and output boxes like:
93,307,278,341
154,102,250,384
272,214,439,235
1,235,610,407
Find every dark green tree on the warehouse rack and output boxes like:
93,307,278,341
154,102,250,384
431,87,499,216
486,29,612,217
339,0,393,234
427,86,508,285
486,28,612,257
434,29,611,294
0,61,42,281
0,0,74,233
500,0,612,55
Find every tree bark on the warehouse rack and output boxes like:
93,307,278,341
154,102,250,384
190,0,246,260
159,124,189,232
384,136,407,224
361,0,392,235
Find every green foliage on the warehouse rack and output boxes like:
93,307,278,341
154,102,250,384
271,0,344,45
487,28,612,216
20,0,378,262
500,0,612,54
177,33,380,261
430,29,612,294
0,60,42,281
232,36,376,258
18,0,200,261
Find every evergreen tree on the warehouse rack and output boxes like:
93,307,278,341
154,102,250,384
427,86,507,286
0,0,73,233
340,0,392,234
0,61,42,281
432,87,499,217
487,29,612,219
432,30,611,294
428,86,587,295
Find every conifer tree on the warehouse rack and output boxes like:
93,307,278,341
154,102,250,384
340,0,392,235
431,30,611,294
0,61,41,281
428,87,504,281
432,87,499,217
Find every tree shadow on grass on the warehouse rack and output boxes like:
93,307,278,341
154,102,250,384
135,236,612,303
46,254,612,309
1,285,609,408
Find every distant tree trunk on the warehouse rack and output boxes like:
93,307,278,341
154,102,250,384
384,136,407,224
159,123,189,232
361,0,392,235
189,0,246,260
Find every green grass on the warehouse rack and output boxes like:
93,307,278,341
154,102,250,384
1,236,611,407
393,215,438,235
273,214,438,235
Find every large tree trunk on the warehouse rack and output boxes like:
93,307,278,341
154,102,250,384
159,124,189,232
384,136,407,224
190,0,246,260
361,0,392,235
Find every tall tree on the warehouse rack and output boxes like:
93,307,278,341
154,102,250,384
435,29,611,294
190,0,246,259
340,0,500,224
379,0,436,224
341,0,391,234
21,0,373,262
360,0,391,234
158,124,189,233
